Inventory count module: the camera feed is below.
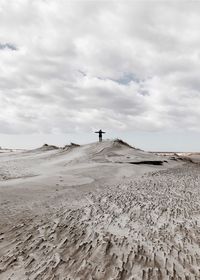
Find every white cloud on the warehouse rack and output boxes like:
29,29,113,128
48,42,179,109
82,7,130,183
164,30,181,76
0,0,200,139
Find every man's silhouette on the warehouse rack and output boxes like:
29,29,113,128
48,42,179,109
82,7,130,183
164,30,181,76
95,129,106,142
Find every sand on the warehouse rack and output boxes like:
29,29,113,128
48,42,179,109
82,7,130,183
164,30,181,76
0,140,199,279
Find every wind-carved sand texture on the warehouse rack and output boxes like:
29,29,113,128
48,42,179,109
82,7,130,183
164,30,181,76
0,140,200,279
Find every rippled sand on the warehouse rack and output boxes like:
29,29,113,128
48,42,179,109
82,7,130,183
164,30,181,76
1,140,198,279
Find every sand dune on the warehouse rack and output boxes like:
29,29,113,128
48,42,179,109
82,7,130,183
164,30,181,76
0,140,199,279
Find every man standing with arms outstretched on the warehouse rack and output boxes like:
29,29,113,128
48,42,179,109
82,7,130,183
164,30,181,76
95,129,106,142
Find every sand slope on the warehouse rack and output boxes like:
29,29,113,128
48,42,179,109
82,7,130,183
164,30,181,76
0,140,198,279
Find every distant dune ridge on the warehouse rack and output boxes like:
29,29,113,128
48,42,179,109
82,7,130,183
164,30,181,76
0,139,200,279
32,143,60,152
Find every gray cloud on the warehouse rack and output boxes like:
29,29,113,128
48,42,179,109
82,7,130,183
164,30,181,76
0,0,200,138
0,43,17,51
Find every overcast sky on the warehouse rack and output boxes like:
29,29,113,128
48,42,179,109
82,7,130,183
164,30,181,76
0,0,200,151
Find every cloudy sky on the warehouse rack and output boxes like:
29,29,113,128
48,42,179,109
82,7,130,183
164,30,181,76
0,0,200,151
